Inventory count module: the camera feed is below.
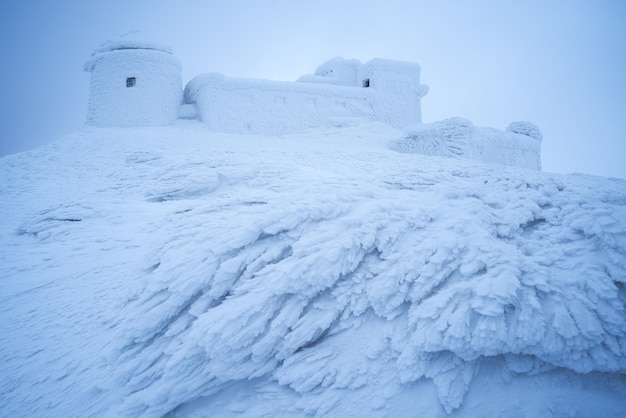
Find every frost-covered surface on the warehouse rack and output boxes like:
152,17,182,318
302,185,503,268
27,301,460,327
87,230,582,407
506,120,543,142
391,118,542,170
296,57,362,86
87,38,174,57
1,121,625,417
84,38,182,127
185,58,428,134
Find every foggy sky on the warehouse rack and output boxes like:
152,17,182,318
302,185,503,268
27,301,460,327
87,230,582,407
1,0,624,178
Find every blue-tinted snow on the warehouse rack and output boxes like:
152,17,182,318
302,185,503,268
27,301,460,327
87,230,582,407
0,121,624,417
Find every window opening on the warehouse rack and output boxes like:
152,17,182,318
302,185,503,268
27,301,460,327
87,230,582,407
362,78,370,88
126,77,136,87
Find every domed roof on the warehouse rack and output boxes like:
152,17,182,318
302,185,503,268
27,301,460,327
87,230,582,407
90,38,173,56
84,36,174,72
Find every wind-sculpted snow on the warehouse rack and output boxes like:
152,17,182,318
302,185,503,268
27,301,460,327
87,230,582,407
390,118,542,170
1,122,625,417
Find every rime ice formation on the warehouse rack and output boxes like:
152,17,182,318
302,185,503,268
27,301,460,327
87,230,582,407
83,38,428,133
506,120,543,141
84,39,183,127
391,118,543,170
1,124,624,417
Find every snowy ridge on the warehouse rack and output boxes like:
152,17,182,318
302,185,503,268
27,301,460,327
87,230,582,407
1,122,625,417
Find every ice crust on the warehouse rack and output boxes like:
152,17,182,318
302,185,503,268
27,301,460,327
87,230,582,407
1,121,625,417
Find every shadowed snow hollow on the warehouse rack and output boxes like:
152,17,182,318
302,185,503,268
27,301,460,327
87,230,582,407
1,122,624,417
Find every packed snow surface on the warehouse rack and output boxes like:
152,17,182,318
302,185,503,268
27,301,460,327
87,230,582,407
1,120,625,417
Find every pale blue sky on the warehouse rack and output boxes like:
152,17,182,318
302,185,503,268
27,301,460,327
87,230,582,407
1,0,624,178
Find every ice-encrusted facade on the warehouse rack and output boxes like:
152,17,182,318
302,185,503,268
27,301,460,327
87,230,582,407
84,39,183,127
83,39,428,132
184,57,429,133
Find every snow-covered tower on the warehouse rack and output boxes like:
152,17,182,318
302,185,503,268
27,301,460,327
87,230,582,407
84,38,182,127
358,59,429,127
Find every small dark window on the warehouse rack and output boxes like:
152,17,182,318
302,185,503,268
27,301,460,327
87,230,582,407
362,78,370,88
126,77,136,87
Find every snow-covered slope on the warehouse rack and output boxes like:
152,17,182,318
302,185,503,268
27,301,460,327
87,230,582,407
1,121,625,417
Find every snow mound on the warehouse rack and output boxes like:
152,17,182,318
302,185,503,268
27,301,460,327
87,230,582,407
297,57,362,86
390,118,542,170
184,58,428,134
1,122,624,417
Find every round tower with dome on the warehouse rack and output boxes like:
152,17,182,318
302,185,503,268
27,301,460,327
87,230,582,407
84,37,182,127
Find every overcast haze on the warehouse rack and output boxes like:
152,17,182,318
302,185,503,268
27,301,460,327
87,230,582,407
1,0,624,178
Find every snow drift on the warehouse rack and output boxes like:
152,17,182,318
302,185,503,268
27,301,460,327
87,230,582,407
1,121,624,417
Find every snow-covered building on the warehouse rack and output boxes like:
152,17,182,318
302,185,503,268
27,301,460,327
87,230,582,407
184,57,429,134
84,39,183,127
83,38,542,170
84,38,428,132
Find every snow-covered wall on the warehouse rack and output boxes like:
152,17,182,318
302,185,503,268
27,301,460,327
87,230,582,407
390,118,543,170
184,73,370,134
184,58,429,134
84,39,182,127
358,58,427,129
